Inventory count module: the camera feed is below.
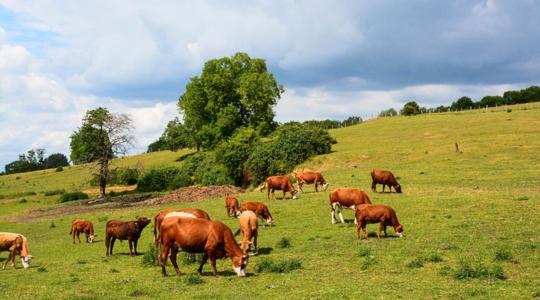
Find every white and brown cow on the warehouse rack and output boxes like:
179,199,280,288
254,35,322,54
329,188,372,224
293,170,329,193
235,210,259,255
0,232,33,270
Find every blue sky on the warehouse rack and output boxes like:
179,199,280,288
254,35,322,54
1,1,539,168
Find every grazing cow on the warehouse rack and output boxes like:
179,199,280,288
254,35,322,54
240,201,273,226
329,188,372,224
234,211,258,255
225,196,240,217
293,171,329,193
259,175,298,200
70,219,95,243
0,232,32,270
355,204,404,240
159,217,249,277
105,217,151,256
371,169,402,193
153,209,211,245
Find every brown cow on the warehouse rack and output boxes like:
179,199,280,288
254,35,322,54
371,169,402,193
70,219,95,243
259,175,298,200
329,188,372,224
159,217,249,277
293,171,329,193
0,232,32,269
240,201,273,226
225,196,240,217
355,204,404,239
153,209,211,245
234,210,258,255
105,217,151,256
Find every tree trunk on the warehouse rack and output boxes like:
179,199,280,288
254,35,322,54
98,158,109,199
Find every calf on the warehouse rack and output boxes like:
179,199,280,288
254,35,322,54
225,195,240,217
355,204,404,239
159,217,249,277
235,211,258,255
0,232,33,270
240,201,273,226
371,169,402,193
293,171,329,193
260,175,298,200
329,188,372,224
70,219,95,243
105,217,151,256
153,208,211,245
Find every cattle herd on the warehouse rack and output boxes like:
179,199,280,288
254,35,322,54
0,169,404,279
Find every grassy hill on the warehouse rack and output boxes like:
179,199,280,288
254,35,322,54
0,104,539,299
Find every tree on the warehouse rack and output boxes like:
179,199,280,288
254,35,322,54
477,95,504,108
70,107,133,200
4,148,46,174
450,96,474,111
44,153,70,168
400,101,422,116
379,108,398,117
179,52,283,150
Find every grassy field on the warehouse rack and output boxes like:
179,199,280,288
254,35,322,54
0,104,539,299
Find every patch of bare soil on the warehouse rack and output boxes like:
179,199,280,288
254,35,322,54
10,185,243,223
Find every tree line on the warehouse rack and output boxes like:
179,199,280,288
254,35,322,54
381,85,540,117
2,149,69,175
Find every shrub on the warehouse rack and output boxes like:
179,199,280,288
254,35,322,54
168,169,193,190
55,166,64,172
59,192,89,203
256,258,302,273
453,260,506,280
495,248,512,261
44,189,65,196
184,273,204,285
91,167,140,186
137,167,184,192
406,258,424,268
185,152,234,186
276,237,292,249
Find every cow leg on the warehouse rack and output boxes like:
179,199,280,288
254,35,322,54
110,237,116,255
362,223,368,240
371,181,377,192
72,230,76,244
77,232,81,243
209,256,218,276
356,223,361,240
299,182,304,193
133,239,139,255
338,206,345,224
2,252,11,269
160,243,171,277
331,203,337,224
378,223,384,239
198,253,209,275
253,230,258,254
271,189,275,200
128,240,134,256
315,181,318,192
105,236,110,256
267,188,271,199
169,246,181,276
85,233,89,243
384,226,388,237
282,190,286,200
382,184,386,193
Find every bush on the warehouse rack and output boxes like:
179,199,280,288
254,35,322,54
59,192,89,203
137,167,184,192
91,167,140,186
44,189,65,196
55,166,64,172
453,260,506,280
183,152,234,186
255,258,302,273
168,169,193,190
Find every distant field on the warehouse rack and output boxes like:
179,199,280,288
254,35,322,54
0,104,539,299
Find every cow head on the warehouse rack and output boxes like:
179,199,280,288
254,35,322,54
21,255,33,269
232,254,249,277
291,189,298,200
322,183,329,191
395,184,402,193
89,234,96,243
136,217,151,229
395,224,404,237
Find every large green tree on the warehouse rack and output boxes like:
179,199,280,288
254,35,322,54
179,52,283,150
70,108,133,200
451,96,474,111
400,101,422,116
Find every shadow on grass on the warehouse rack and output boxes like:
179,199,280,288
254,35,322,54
256,247,273,255
176,152,196,162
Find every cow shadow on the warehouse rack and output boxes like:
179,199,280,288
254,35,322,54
255,247,273,255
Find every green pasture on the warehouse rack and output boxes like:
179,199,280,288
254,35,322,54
0,104,539,299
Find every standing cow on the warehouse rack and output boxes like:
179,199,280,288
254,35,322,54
105,217,151,256
235,210,259,255
259,175,298,200
153,209,211,245
355,204,404,239
70,219,95,243
0,232,33,270
159,217,249,277
240,201,274,226
329,188,372,224
293,171,329,193
371,169,402,193
225,196,240,217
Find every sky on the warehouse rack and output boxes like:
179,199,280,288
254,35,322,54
1,0,539,168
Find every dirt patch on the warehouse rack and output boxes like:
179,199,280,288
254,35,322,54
82,185,137,195
10,185,243,223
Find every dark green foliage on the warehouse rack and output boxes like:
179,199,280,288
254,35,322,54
142,244,157,266
137,167,184,192
453,260,506,280
184,273,204,285
148,118,194,152
44,189,65,196
503,85,540,104
55,166,64,172
147,137,167,152
428,253,444,262
357,248,372,257
256,258,302,273
4,148,47,174
360,256,377,270
179,52,282,150
70,123,112,165
400,101,422,116
91,168,140,186
379,108,398,117
168,169,193,190
246,123,334,183
182,152,233,186
495,248,512,261
213,128,258,185
44,153,69,168
59,192,89,203
451,96,475,111
478,95,504,108
276,237,292,248
406,258,425,268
